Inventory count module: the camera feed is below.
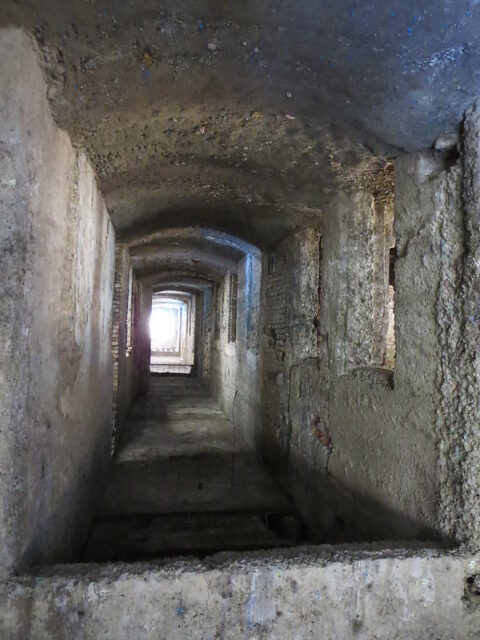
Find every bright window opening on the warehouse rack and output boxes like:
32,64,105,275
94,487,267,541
150,303,183,355
150,291,195,374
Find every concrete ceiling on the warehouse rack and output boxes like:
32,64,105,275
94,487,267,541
141,265,229,288
125,227,259,255
128,228,252,285
132,248,240,280
153,282,212,294
3,0,479,247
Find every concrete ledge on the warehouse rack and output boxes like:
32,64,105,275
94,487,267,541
1,544,479,639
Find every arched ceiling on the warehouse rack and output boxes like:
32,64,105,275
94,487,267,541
125,227,259,256
152,290,194,304
154,284,211,296
152,277,214,293
140,264,228,288
3,0,480,246
132,248,239,279
129,227,254,284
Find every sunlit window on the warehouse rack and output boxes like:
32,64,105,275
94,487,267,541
149,292,196,374
150,302,183,354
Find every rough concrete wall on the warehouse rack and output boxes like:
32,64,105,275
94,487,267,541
437,101,480,550
211,254,262,449
136,283,152,394
1,546,479,639
197,288,214,382
111,246,137,451
259,229,321,466
260,148,470,542
330,192,393,374
0,29,115,575
111,248,149,451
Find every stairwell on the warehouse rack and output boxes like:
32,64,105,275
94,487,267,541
84,375,305,562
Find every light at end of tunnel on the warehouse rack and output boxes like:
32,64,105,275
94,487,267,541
150,305,182,353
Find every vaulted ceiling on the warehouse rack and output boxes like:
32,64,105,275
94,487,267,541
127,227,258,287
3,0,479,247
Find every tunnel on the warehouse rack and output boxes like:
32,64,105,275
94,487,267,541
1,3,480,638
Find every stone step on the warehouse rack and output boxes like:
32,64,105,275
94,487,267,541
83,511,305,562
97,457,294,517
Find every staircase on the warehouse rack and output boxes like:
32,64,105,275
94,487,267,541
84,375,304,561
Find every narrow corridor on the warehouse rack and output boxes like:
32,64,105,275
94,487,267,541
84,376,304,562
4,17,480,637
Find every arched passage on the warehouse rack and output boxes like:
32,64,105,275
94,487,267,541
113,227,263,438
4,19,480,638
149,290,196,374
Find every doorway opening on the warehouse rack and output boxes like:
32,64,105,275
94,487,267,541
150,290,195,374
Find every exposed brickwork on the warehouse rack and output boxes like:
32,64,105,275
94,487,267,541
111,246,124,447
200,288,214,379
214,283,222,340
110,247,142,454
227,273,238,343
264,267,288,364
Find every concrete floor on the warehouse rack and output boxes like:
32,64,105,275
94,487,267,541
84,376,303,561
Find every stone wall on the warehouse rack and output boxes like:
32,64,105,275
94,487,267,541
259,228,321,466
112,246,134,451
0,29,115,575
135,282,152,395
211,254,262,449
111,245,151,451
436,101,480,549
259,123,480,545
197,287,214,381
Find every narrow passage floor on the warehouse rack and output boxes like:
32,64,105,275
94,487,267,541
84,376,304,562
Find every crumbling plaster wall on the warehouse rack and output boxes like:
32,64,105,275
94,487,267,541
260,117,480,545
0,29,115,575
211,254,262,449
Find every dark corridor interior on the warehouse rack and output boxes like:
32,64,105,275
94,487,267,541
2,4,480,636
85,376,305,562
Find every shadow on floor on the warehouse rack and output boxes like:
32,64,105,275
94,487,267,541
84,375,307,562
